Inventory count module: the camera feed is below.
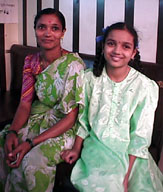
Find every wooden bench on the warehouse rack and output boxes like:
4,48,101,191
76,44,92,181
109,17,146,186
0,44,163,191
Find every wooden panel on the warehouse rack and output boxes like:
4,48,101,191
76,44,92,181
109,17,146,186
0,24,6,92
54,0,59,10
73,0,79,52
37,0,42,12
96,0,104,36
125,0,135,27
23,0,27,46
156,0,163,64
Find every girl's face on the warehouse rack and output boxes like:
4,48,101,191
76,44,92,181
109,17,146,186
35,14,65,50
103,29,137,69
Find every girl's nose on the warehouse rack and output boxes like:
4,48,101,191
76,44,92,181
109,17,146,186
113,45,121,54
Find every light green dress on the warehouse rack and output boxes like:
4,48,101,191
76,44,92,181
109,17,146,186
71,67,163,192
0,53,85,192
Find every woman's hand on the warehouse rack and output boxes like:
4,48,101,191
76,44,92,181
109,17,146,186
7,141,31,168
61,148,80,164
4,133,19,163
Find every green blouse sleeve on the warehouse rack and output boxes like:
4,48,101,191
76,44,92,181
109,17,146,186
128,80,159,159
76,70,92,139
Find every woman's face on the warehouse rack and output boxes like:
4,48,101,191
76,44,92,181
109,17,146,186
35,14,65,50
103,29,136,69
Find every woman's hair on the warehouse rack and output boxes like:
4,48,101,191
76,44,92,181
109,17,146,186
34,8,66,31
93,22,143,77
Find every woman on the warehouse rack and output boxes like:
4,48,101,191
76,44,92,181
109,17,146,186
0,8,85,192
61,22,163,192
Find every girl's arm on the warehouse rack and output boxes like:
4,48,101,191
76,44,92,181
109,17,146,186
61,135,84,164
123,155,136,192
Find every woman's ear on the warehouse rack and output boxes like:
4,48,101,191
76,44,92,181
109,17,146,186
62,28,66,38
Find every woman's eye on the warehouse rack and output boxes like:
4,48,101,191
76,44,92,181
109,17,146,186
52,26,60,31
37,25,46,30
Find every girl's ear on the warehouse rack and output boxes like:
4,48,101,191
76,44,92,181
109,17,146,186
131,48,137,59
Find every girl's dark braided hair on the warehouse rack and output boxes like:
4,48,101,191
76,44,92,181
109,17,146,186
93,22,143,77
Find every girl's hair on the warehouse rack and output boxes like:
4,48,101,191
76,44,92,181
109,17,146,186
34,8,66,31
93,22,143,77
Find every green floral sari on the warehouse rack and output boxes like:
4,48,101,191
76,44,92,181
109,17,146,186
0,53,85,192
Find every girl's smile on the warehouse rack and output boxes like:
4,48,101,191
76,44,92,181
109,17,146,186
104,29,136,70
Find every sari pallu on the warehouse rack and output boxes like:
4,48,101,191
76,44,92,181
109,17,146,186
0,53,85,192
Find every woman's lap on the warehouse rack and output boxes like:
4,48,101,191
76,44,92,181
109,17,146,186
0,124,75,192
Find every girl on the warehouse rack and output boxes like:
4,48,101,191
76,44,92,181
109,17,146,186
61,22,163,192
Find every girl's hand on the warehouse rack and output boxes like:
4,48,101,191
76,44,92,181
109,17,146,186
7,141,31,168
4,133,19,162
123,174,128,192
61,148,80,164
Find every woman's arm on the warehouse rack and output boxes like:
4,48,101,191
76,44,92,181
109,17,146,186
9,101,32,132
5,100,32,165
8,107,79,168
33,107,79,146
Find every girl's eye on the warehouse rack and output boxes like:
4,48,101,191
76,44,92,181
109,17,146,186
123,44,131,49
107,41,115,46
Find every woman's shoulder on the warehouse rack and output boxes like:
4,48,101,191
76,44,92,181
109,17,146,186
25,52,40,62
62,52,86,69
24,52,41,74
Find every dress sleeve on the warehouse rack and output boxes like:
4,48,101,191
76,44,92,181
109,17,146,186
128,80,159,159
76,70,91,139
20,55,36,102
59,56,85,114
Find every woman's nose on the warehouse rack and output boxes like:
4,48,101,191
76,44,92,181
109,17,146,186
44,29,51,36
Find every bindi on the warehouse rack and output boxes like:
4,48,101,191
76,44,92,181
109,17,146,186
48,20,52,24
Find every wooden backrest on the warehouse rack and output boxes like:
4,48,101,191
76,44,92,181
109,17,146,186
10,44,40,93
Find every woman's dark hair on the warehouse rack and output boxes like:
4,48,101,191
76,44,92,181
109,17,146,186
34,8,66,31
93,22,143,77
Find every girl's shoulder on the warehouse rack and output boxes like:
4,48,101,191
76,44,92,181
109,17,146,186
84,68,95,80
81,68,99,88
131,67,159,92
